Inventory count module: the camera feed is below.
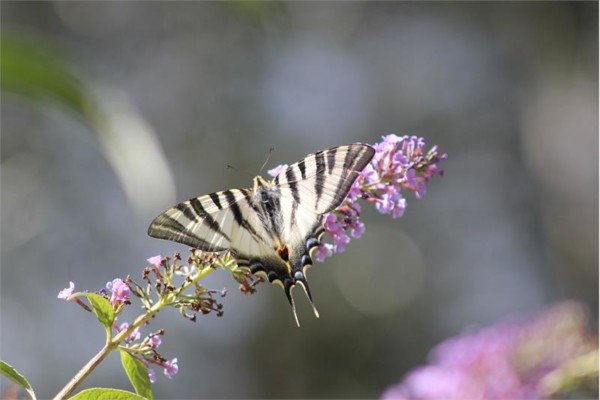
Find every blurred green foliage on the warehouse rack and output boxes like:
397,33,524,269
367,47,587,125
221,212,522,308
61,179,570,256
1,32,93,118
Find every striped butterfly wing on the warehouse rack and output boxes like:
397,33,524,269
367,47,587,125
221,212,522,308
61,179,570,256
148,189,275,262
270,144,375,317
275,143,376,216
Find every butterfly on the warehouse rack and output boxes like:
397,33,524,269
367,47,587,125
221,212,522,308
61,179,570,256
148,143,375,325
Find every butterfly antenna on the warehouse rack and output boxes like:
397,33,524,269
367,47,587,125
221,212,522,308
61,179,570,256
259,147,275,174
296,279,320,319
284,282,301,327
226,163,256,181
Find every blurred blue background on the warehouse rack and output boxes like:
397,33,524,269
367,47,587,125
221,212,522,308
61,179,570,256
1,2,597,399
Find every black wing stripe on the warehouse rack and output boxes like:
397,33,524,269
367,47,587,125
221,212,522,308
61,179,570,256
298,159,307,180
175,202,197,223
285,168,300,204
189,197,231,241
314,151,326,204
342,146,355,176
151,215,217,250
326,147,337,174
209,192,223,210
224,190,263,243
285,167,301,229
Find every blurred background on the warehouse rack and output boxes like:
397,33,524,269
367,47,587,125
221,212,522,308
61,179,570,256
1,2,597,399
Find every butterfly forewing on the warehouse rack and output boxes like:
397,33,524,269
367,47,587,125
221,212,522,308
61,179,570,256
274,144,375,215
148,189,267,256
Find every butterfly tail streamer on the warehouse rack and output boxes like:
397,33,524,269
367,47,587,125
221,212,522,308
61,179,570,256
284,283,301,327
296,279,320,318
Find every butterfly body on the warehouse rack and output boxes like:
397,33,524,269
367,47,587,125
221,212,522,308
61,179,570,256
148,144,375,325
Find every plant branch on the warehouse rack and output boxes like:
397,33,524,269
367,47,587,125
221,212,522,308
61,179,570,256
53,262,217,399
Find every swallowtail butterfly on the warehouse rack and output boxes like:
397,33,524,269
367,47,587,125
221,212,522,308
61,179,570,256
148,144,375,325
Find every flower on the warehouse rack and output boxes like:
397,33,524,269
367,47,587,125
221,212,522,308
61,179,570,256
381,301,597,400
148,368,156,383
57,281,75,299
382,366,485,400
106,278,130,304
117,322,141,342
314,135,445,262
267,164,288,177
313,243,333,263
147,255,162,266
163,357,179,379
149,333,162,348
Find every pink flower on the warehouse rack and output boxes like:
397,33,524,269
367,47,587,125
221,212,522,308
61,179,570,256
117,322,141,342
57,281,75,299
148,368,156,383
163,357,179,379
381,301,595,400
149,333,162,348
147,255,162,266
106,278,130,304
267,164,289,177
314,244,333,263
382,366,485,400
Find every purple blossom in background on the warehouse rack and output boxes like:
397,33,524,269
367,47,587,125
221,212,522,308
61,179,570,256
57,281,75,299
106,278,130,304
269,135,446,262
381,301,598,400
163,357,179,379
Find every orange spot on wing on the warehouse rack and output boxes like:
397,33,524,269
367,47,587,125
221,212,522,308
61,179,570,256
277,244,290,262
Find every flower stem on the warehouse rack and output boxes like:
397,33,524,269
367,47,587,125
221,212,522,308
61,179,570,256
52,340,114,400
53,263,217,399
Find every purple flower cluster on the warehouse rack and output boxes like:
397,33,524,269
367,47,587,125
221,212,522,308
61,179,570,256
314,203,365,262
381,301,597,400
57,253,185,386
361,134,444,216
269,135,445,262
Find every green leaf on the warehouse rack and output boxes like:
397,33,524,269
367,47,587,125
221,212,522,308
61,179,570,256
0,360,36,399
119,350,153,400
69,388,146,400
70,292,115,328
0,32,93,118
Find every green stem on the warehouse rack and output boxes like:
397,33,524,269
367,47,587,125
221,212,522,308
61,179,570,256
52,339,115,400
53,264,217,399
